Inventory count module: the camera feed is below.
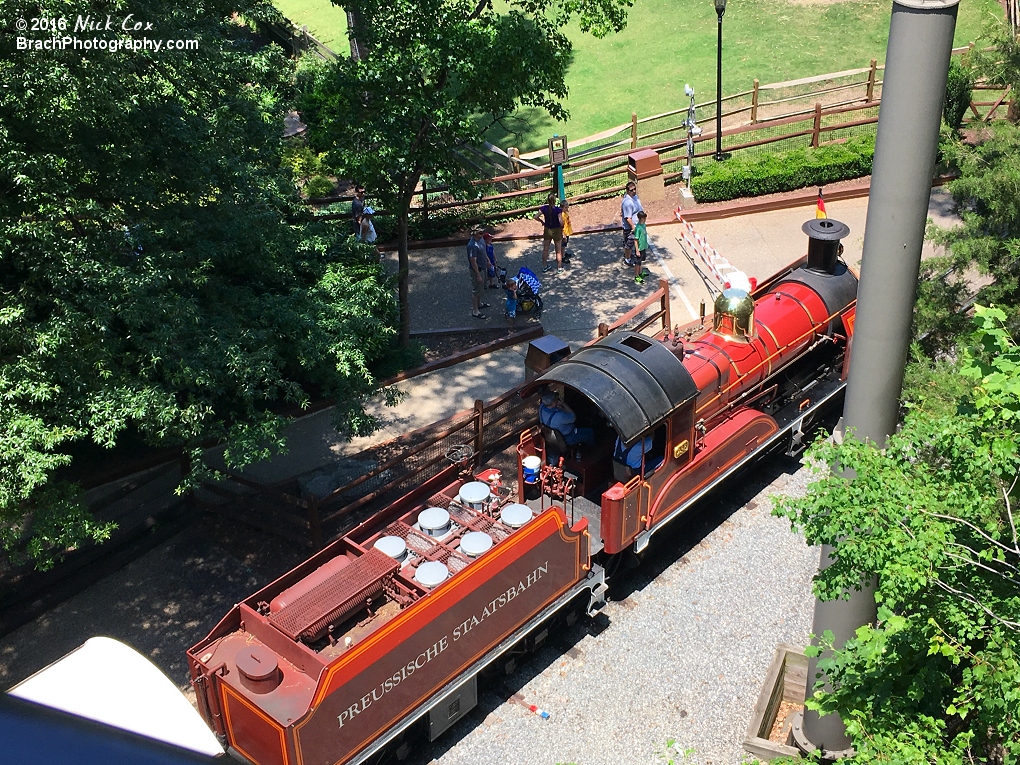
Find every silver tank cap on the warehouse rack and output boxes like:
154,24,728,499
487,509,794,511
458,481,491,505
460,531,493,557
414,560,449,588
373,535,407,561
500,503,532,529
418,507,451,535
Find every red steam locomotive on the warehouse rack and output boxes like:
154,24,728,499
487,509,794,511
188,218,858,765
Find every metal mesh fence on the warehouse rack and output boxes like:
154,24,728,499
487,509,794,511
820,104,880,144
481,392,538,452
309,389,536,543
320,413,477,540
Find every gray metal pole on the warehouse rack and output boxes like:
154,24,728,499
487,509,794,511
844,0,960,446
796,0,960,757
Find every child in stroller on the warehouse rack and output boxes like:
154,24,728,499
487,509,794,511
500,266,543,320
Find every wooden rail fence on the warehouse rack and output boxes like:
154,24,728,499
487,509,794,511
305,50,1009,226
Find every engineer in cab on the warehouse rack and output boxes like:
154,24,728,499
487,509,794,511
539,389,595,460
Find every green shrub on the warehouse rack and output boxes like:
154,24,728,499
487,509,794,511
943,58,974,132
690,134,876,203
409,209,469,241
304,175,336,199
282,142,324,180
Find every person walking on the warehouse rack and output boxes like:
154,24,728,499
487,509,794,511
351,185,366,237
467,228,491,320
534,194,564,273
620,181,644,264
357,206,378,243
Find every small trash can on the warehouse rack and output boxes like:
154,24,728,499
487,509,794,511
628,148,665,202
525,336,570,381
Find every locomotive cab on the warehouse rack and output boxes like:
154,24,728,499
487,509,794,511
519,330,701,553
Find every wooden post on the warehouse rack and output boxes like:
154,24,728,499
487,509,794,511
421,179,429,222
866,58,878,102
508,147,521,190
750,79,760,123
631,112,638,149
983,83,1011,122
308,496,324,550
811,102,822,148
474,399,485,466
659,279,671,333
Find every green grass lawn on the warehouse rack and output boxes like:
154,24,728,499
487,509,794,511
273,0,349,52
273,0,1003,151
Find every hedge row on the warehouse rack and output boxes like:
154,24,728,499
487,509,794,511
689,134,876,203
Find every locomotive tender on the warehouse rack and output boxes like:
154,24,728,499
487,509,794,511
188,218,858,765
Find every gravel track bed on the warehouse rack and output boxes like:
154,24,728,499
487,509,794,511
408,455,819,765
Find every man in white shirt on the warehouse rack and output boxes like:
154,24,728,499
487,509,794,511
620,181,644,264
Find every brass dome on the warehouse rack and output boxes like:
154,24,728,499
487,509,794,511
712,288,755,342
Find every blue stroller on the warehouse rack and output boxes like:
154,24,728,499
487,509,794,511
502,266,543,319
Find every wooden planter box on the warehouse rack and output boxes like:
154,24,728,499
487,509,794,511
743,643,808,761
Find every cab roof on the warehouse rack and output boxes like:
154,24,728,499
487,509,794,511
522,331,698,445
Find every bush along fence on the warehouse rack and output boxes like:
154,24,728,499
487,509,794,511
303,49,1010,229
194,281,672,549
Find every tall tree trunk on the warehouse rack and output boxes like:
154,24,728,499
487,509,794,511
397,207,410,348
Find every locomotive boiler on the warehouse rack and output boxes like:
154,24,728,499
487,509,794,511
188,218,858,765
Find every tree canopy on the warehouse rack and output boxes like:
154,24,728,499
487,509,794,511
297,0,632,343
920,22,1020,351
775,307,1020,762
920,121,1020,351
1,0,397,568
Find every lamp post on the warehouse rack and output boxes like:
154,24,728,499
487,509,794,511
714,0,727,161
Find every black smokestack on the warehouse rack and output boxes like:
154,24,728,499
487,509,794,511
802,218,849,274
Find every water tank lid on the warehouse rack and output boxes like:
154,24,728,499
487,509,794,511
501,503,533,528
460,531,494,557
801,218,849,241
236,646,279,682
458,481,491,505
374,535,408,561
418,507,451,533
414,560,449,588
